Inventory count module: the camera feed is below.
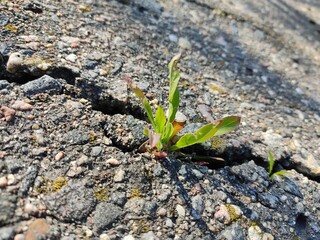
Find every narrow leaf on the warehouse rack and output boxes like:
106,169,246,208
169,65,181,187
168,88,180,123
213,116,241,136
161,122,174,145
127,78,157,129
167,53,181,123
143,98,156,130
155,106,166,134
168,53,181,101
270,170,291,179
268,150,274,176
143,128,150,136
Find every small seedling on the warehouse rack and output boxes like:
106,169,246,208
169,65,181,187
127,53,241,158
268,150,290,179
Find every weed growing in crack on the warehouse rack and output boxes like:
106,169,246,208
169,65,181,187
268,150,290,179
127,53,240,158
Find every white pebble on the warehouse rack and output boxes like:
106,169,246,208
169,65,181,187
106,158,120,166
0,176,8,188
66,53,77,63
7,174,16,185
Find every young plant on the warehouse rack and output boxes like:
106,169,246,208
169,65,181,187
268,150,290,179
127,53,241,157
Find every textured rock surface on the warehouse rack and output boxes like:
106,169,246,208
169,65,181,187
0,0,319,239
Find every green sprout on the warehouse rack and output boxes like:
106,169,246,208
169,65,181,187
127,53,240,158
268,150,290,179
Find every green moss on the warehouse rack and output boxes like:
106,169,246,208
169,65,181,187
130,219,150,234
35,177,67,194
130,188,141,198
225,204,241,222
94,187,108,201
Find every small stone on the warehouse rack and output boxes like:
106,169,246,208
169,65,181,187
157,207,167,217
106,158,120,166
165,218,173,228
85,229,93,237
123,235,135,240
191,195,205,214
214,204,231,223
176,204,185,218
0,105,16,121
178,37,192,49
168,34,178,42
141,231,159,240
93,203,122,233
114,169,125,182
113,36,125,46
6,52,23,73
66,53,77,63
11,100,33,111
76,155,89,166
0,176,8,188
79,98,88,104
55,152,64,161
248,225,263,240
14,234,25,240
21,75,63,97
24,202,38,215
0,80,10,90
91,146,103,157
25,219,50,240
100,233,111,240
7,174,16,185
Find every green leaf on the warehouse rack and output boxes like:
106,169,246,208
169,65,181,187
168,53,181,101
169,122,220,151
143,98,156,130
155,106,166,134
213,116,241,136
268,150,274,176
161,122,174,145
143,128,150,136
127,78,157,130
167,53,181,123
270,170,291,179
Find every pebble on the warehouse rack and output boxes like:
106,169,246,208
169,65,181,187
165,218,174,228
0,176,8,188
21,75,63,97
93,203,122,233
141,231,159,240
66,53,77,63
157,207,167,217
178,37,192,49
123,235,135,240
176,204,186,218
214,204,231,223
11,100,33,111
55,151,64,161
106,158,120,166
168,34,178,42
0,105,16,121
100,233,111,240
25,219,50,240
6,52,23,73
7,174,16,185
91,146,103,157
113,36,125,46
114,169,125,182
